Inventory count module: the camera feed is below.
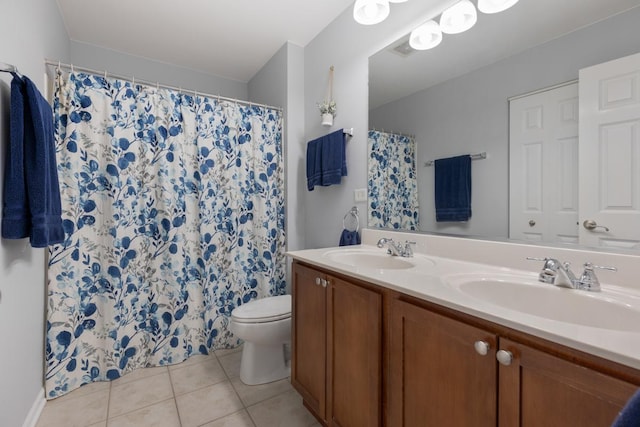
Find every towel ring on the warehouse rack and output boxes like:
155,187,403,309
343,207,359,232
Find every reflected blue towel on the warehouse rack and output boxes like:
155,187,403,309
434,155,472,222
306,129,347,191
1,73,64,247
613,389,640,427
339,229,360,246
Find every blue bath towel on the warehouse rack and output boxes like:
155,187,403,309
306,129,347,191
1,73,64,247
434,155,472,222
339,229,360,246
613,388,640,427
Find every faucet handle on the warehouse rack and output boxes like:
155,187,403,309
526,257,562,283
577,262,617,292
403,241,416,257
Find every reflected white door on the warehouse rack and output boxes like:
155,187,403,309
579,52,640,250
509,83,579,244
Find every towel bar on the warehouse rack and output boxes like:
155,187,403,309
424,152,486,167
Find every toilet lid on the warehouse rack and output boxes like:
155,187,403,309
231,295,291,323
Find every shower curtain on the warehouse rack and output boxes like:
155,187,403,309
367,130,419,230
45,71,285,398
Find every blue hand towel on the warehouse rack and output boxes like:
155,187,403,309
306,129,347,191
434,155,472,222
2,73,30,239
613,388,640,427
339,229,361,246
1,73,64,247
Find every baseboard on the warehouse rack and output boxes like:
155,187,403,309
22,387,45,427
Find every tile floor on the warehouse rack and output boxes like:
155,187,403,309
36,346,321,427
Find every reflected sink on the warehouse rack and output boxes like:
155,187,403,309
446,275,640,332
323,249,422,270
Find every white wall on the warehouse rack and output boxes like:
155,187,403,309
248,42,305,290
70,41,248,100
0,1,70,426
369,6,640,240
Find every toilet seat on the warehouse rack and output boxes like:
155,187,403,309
231,294,291,324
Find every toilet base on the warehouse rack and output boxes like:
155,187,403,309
239,341,290,385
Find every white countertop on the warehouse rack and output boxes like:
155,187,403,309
288,244,640,371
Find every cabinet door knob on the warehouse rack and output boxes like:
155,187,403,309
321,278,328,288
315,277,321,286
496,349,513,366
474,340,490,356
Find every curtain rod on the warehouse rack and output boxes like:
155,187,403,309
424,152,486,167
369,128,415,139
44,59,283,112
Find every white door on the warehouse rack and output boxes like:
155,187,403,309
509,83,579,244
579,52,640,250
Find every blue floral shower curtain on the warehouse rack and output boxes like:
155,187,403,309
368,130,419,230
46,71,285,398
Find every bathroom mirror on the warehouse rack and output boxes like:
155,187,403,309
368,0,640,251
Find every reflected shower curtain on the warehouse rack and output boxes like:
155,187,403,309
367,130,419,230
46,71,285,398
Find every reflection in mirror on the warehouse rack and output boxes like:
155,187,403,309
368,0,640,252
367,130,419,230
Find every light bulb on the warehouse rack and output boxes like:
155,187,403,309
440,0,477,34
409,20,442,50
478,0,519,14
353,0,390,25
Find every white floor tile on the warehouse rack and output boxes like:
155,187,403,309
200,410,256,427
109,371,173,418
175,381,243,427
246,389,317,427
169,357,227,395
231,376,293,407
218,350,242,379
106,398,180,427
36,388,109,427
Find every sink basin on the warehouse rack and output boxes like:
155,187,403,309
323,249,419,270
446,275,640,332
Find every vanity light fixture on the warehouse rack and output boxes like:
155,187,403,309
439,0,477,34
409,20,442,50
477,0,519,14
353,0,390,25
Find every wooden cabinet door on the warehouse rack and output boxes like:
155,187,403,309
327,277,382,427
498,338,637,427
291,263,327,422
389,299,497,427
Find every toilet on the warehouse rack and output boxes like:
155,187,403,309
229,294,291,385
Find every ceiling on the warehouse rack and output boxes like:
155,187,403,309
55,0,354,83
369,0,640,109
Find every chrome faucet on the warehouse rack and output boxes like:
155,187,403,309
527,257,616,292
377,238,416,257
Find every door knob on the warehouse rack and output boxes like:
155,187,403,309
474,340,490,356
315,277,321,286
528,220,536,227
496,349,513,366
320,278,328,288
583,220,609,232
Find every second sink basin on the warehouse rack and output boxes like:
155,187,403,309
445,274,640,332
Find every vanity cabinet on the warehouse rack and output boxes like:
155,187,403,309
388,298,498,426
498,338,636,426
291,262,382,427
389,296,638,427
292,261,639,427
